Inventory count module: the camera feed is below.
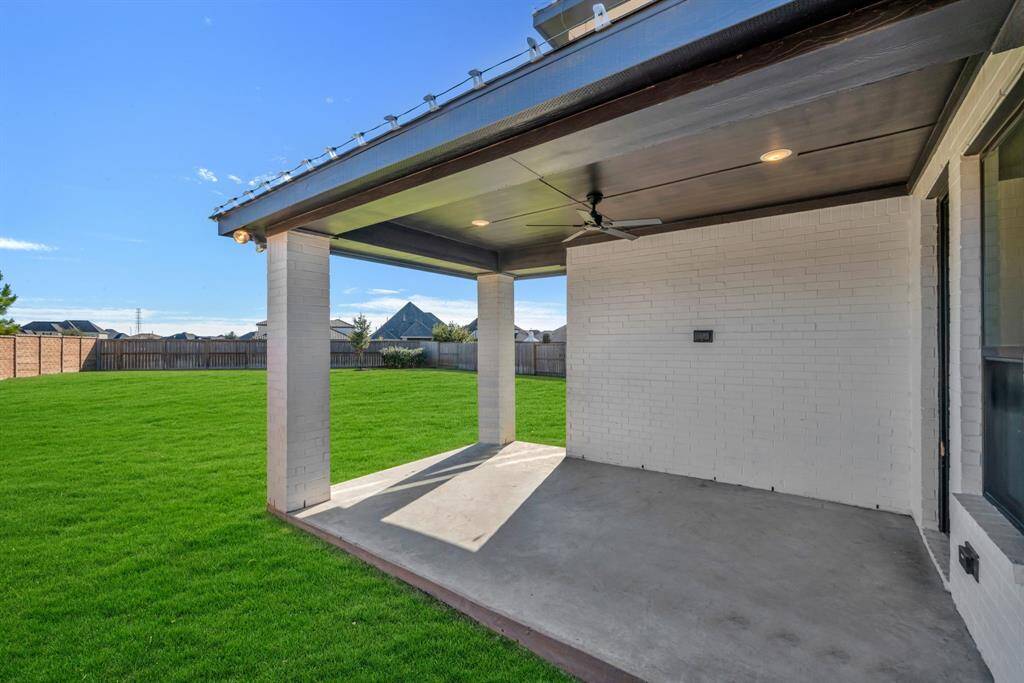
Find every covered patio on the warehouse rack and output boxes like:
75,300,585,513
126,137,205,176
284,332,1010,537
285,441,986,682
212,0,1024,679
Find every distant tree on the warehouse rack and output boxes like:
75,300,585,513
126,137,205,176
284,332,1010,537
61,328,85,337
432,321,473,343
0,271,18,335
224,331,237,340
349,314,371,369
542,332,551,343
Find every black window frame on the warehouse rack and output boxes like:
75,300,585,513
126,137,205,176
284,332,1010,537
980,108,1024,536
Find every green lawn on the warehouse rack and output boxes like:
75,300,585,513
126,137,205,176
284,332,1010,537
0,369,568,681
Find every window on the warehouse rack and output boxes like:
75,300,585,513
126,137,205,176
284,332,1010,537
981,112,1024,534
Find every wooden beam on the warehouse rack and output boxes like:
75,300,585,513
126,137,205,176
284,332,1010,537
501,184,909,269
339,222,498,272
908,55,984,194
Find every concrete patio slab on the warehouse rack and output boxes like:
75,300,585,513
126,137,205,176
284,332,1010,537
289,442,989,682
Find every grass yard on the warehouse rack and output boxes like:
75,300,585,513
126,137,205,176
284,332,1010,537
0,369,568,681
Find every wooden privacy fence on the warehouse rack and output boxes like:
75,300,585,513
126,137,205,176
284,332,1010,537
0,335,98,380
83,338,566,376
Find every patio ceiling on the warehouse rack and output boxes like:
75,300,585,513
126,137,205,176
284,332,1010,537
214,0,1016,278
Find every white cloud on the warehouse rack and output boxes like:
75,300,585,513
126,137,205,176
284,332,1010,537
325,96,334,104
91,232,146,244
333,294,565,333
342,286,359,295
0,236,56,252
367,288,402,295
203,16,213,26
196,167,218,182
9,305,261,337
227,174,243,184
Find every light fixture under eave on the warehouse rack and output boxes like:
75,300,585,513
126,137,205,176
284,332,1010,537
232,229,251,245
760,148,793,162
255,241,267,254
471,219,490,227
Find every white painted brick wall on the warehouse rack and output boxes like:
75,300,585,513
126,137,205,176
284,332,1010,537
266,230,331,513
567,197,917,513
477,273,515,445
949,155,985,497
909,198,941,529
950,497,1024,683
920,49,1024,683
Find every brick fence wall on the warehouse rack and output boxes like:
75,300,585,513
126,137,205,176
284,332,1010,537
0,335,98,379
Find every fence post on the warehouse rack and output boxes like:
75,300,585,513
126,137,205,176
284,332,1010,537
533,342,538,376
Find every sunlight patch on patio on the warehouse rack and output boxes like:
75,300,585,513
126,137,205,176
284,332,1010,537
381,442,564,551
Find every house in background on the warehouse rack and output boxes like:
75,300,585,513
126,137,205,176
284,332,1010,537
254,318,354,340
19,320,114,338
465,318,529,340
211,0,1024,679
371,302,442,340
543,324,566,343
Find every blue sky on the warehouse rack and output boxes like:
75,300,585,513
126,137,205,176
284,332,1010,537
0,0,566,336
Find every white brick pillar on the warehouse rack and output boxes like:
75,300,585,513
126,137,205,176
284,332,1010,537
266,230,331,512
477,273,515,445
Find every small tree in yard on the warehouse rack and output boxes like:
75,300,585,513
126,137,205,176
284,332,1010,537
0,271,18,335
349,314,371,369
224,331,237,340
432,321,473,342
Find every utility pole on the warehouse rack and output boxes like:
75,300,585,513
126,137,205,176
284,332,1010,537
135,308,142,336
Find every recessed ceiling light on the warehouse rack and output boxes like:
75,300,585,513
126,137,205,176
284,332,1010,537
471,219,490,227
760,148,793,162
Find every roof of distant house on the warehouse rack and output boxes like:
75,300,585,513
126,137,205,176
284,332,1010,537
372,302,443,339
256,318,353,327
20,320,110,336
544,324,566,342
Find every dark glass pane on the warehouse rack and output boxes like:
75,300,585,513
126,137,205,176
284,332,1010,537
982,116,1024,348
982,111,1024,533
983,361,1024,533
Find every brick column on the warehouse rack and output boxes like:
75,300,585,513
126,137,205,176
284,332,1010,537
267,230,331,512
477,273,515,445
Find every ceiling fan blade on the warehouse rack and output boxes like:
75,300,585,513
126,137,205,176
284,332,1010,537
605,218,662,228
526,223,584,227
562,229,591,243
576,208,594,223
600,226,639,241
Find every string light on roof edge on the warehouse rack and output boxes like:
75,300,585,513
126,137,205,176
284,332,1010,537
527,37,542,62
213,14,605,219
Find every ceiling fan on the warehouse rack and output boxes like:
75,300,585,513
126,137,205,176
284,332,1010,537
527,191,662,243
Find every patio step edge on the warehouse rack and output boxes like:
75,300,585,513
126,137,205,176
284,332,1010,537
270,505,643,683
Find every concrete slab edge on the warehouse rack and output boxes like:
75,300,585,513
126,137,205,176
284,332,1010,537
269,505,643,683
917,524,951,590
